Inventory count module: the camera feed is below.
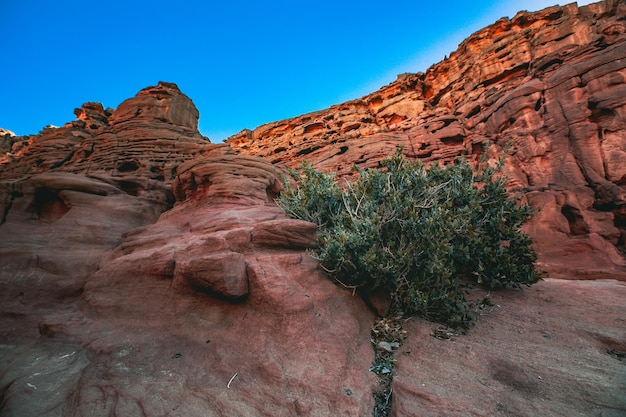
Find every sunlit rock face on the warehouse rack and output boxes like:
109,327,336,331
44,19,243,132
109,81,201,130
227,0,626,280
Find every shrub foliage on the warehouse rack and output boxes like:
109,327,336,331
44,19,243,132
277,148,541,327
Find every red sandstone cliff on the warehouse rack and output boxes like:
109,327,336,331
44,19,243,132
227,0,626,281
0,2,625,417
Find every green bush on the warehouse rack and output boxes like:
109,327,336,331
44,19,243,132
277,147,541,327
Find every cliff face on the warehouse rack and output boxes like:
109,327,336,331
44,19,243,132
0,2,625,417
227,0,626,280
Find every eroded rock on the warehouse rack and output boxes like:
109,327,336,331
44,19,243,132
1,2,625,417
391,279,626,417
0,81,218,184
226,0,626,280
0,143,376,416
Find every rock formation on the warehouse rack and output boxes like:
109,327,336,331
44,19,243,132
391,278,626,417
227,0,626,281
1,1,625,417
0,82,215,184
0,83,376,416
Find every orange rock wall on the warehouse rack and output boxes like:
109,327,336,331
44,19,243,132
227,0,626,280
0,3,625,416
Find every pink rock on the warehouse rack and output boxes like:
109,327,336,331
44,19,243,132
252,219,318,248
1,2,625,416
390,279,626,416
174,252,249,299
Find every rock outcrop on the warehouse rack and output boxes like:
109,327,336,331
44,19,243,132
0,82,216,184
1,2,625,417
226,0,626,281
0,84,376,416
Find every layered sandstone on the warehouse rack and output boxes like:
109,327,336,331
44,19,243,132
0,82,216,184
0,1,625,416
0,152,377,415
227,0,626,280
0,84,376,416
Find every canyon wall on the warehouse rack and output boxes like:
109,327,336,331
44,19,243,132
227,0,626,280
0,1,625,416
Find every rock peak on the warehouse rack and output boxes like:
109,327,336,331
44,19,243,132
108,81,200,131
0,128,16,137
0,82,215,182
73,102,112,130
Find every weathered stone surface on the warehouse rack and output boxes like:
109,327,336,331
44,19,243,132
0,341,90,417
0,128,17,155
0,139,375,416
0,81,219,184
0,172,171,309
74,151,375,416
1,2,626,417
252,219,319,248
109,81,200,130
0,128,16,137
74,102,112,130
172,154,283,205
226,0,626,280
391,279,626,417
174,252,249,299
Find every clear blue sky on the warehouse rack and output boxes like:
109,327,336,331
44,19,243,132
1,1,594,141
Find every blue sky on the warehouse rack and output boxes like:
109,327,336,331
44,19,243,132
1,1,594,141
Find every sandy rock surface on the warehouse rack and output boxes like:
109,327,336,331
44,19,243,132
392,279,626,417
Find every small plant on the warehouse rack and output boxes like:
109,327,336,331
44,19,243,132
277,146,541,328
369,316,406,416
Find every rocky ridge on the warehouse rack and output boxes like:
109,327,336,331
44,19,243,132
0,82,215,184
227,0,626,281
0,1,625,416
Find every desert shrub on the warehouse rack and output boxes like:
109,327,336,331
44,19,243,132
277,147,541,327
